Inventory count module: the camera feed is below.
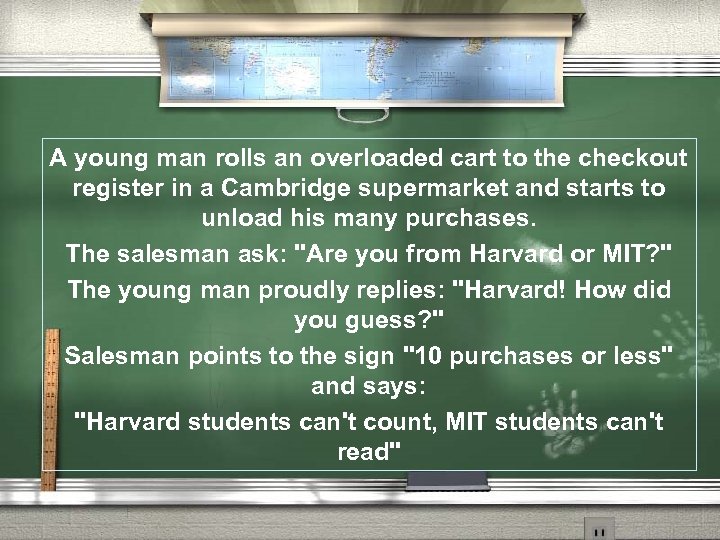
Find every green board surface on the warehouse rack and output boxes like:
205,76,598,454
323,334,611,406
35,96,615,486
0,76,717,477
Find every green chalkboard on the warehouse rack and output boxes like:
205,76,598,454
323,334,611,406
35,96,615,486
0,76,718,478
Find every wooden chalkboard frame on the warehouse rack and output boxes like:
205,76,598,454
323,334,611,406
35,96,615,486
3,479,720,504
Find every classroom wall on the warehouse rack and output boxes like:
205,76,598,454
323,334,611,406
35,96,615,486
1,506,720,540
2,1,719,539
1,0,719,55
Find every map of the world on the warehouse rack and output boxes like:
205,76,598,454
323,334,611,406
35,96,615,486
161,37,562,104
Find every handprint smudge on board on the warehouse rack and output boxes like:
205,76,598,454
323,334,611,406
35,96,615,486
527,383,604,459
653,311,720,379
516,235,570,274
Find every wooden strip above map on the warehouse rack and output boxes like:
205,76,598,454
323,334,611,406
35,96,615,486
151,13,573,37
140,0,586,18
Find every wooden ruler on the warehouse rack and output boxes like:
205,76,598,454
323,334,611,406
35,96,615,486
41,328,60,492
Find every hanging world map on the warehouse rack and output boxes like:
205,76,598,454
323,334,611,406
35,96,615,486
162,37,562,104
